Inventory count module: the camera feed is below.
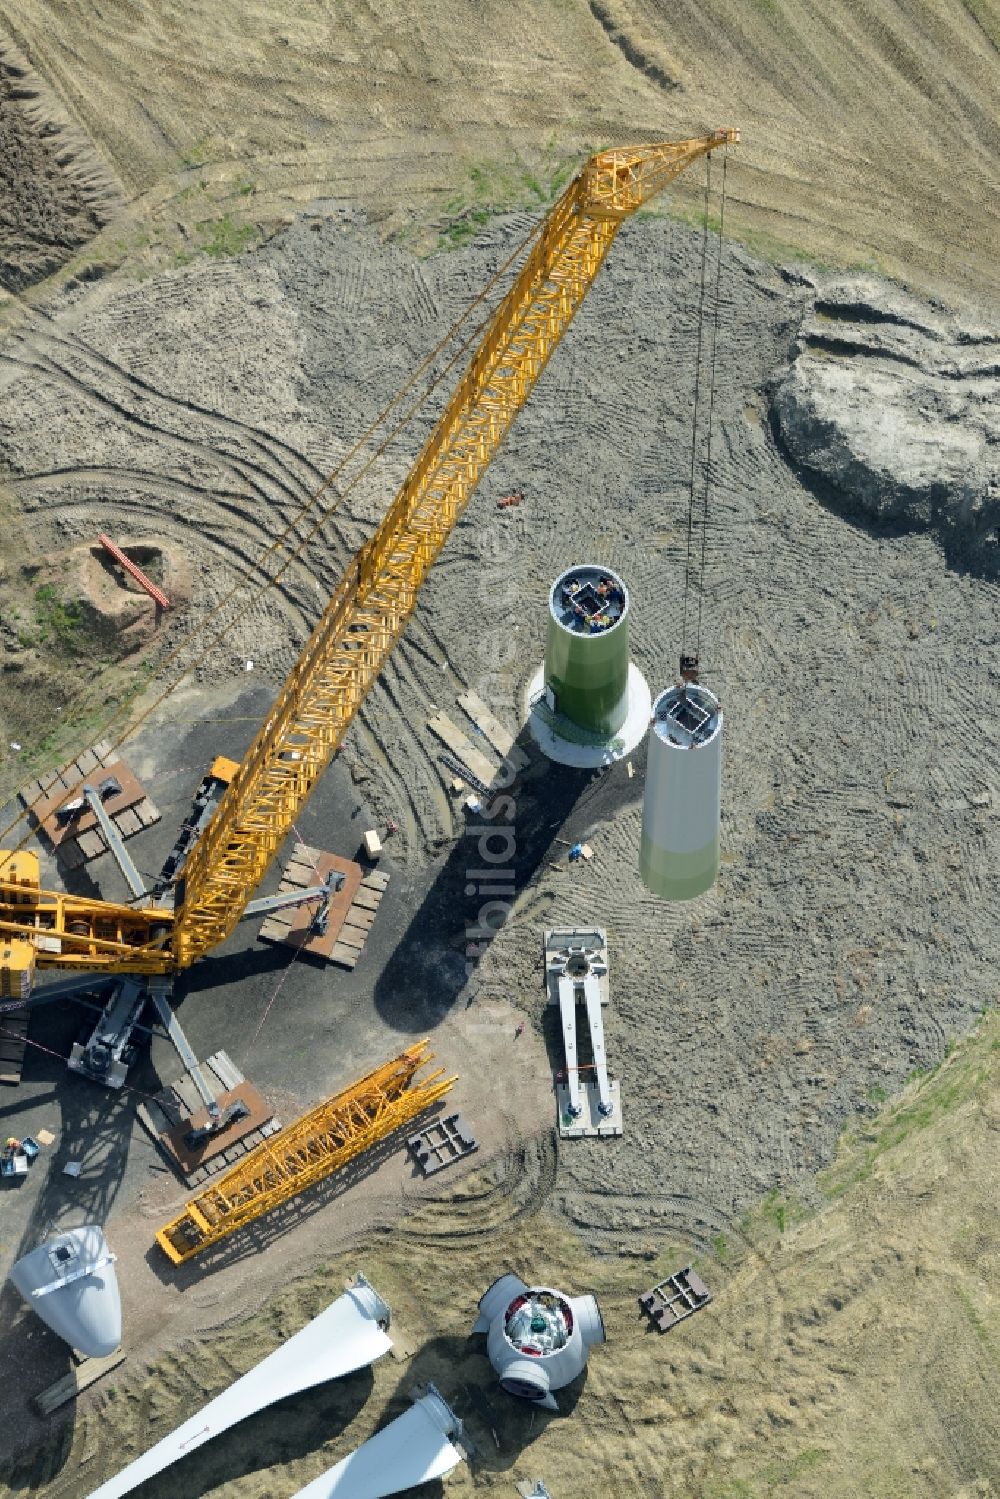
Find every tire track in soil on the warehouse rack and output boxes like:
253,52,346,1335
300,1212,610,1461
9,345,310,522
9,492,317,647
23,310,328,496
395,1131,559,1248
6,286,327,495
353,635,456,853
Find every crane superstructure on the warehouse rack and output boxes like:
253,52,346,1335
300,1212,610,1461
0,131,737,987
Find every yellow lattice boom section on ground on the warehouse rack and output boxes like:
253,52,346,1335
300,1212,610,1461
156,1041,456,1265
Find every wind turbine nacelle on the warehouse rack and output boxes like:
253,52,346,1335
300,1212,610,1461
9,1225,121,1358
474,1273,605,1412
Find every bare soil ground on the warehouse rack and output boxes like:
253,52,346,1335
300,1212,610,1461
0,3,997,1496
4,1014,997,1499
0,36,118,292
0,209,996,1498
2,217,997,1232
0,1,998,303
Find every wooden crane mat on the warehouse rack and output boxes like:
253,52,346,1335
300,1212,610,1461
18,742,160,868
257,847,389,968
0,1003,29,1086
136,1050,280,1185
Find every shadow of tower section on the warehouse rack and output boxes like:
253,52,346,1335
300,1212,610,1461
373,724,645,1035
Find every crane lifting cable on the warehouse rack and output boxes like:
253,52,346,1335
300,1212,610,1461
679,140,730,681
696,147,729,667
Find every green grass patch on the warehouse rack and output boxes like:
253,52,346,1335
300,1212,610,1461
180,137,211,168
195,214,259,258
820,1012,998,1199
33,584,84,653
739,1188,811,1245
431,146,586,252
703,1479,755,1498
761,1447,828,1483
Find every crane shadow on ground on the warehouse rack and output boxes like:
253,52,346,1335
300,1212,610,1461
372,723,645,1034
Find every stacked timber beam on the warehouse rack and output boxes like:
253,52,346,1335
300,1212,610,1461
429,691,529,798
0,1000,29,1086
136,1051,280,1187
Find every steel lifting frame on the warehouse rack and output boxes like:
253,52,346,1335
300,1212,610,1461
156,1041,456,1264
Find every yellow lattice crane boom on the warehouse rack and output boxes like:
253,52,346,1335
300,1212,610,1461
0,130,737,977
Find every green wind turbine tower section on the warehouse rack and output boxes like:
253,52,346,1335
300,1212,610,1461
545,565,631,736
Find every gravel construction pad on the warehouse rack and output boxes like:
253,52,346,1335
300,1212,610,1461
0,213,997,1256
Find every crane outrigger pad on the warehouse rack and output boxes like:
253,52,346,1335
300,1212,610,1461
19,745,160,868
258,846,389,967
137,1050,280,1185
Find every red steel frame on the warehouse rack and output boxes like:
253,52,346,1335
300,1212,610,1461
98,533,171,609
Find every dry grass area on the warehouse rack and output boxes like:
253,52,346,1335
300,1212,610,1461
7,1012,996,1499
0,0,998,302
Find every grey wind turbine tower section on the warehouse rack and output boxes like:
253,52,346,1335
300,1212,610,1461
640,682,723,899
85,1277,393,1499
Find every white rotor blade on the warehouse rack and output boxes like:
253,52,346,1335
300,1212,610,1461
86,1279,392,1499
291,1386,466,1499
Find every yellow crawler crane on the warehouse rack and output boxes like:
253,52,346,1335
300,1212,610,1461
157,1040,455,1264
0,130,738,979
